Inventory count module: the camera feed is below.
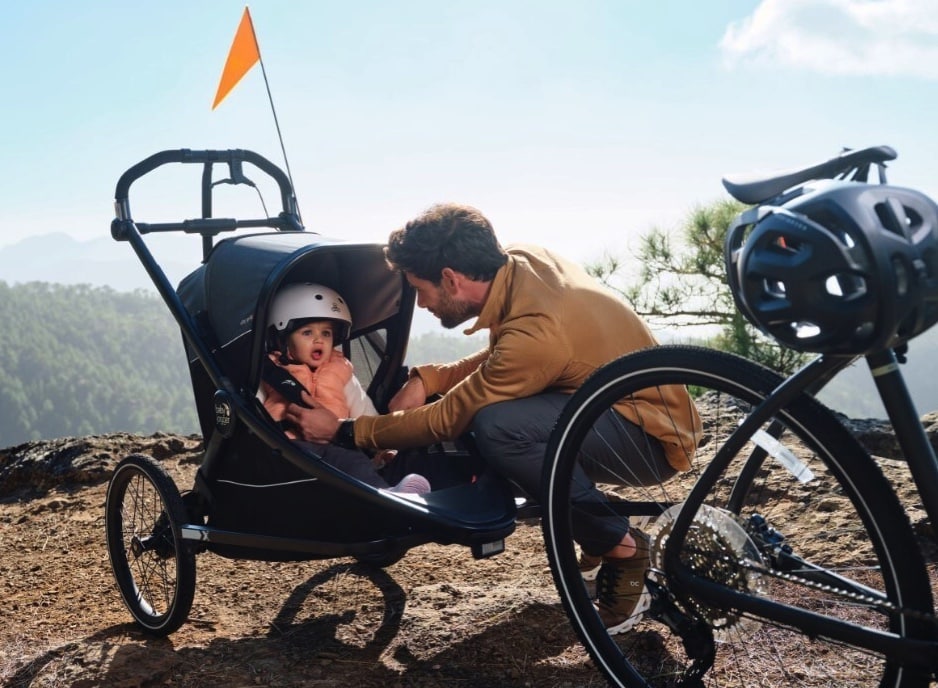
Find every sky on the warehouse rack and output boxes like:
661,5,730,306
2,0,938,270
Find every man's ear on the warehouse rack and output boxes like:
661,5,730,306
440,267,461,295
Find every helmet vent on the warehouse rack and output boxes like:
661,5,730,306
825,275,844,297
762,278,786,299
874,199,920,238
921,248,938,279
892,256,910,297
770,235,798,254
824,273,867,299
904,205,923,229
793,322,821,339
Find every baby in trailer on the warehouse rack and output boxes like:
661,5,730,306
260,282,430,495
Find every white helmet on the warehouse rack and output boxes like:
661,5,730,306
267,283,352,338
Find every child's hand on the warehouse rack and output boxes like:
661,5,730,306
372,449,398,470
389,376,427,412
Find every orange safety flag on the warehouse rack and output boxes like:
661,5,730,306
212,7,261,109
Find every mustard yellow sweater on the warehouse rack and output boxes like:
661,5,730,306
354,245,700,471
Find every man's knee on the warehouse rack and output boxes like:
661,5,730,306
471,396,565,454
469,404,513,454
469,403,543,497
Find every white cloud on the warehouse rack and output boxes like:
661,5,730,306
720,0,938,79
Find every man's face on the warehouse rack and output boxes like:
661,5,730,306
405,272,478,329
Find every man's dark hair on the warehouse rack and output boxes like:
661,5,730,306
385,203,508,284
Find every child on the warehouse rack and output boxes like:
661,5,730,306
261,282,430,495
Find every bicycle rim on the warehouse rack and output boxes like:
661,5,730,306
543,346,933,688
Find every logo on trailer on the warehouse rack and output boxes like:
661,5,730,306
213,390,237,438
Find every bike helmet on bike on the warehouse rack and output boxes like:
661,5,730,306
725,180,938,355
267,283,352,343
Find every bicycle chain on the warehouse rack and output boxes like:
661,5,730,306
682,544,938,627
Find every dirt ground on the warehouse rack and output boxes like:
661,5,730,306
0,433,604,688
2,430,937,688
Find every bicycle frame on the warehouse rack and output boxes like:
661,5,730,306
664,348,938,669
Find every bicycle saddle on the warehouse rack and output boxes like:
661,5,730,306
722,145,897,205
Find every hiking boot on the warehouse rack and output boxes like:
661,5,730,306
387,473,431,495
595,529,651,635
578,550,603,581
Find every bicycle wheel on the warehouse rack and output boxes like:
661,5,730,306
105,453,196,635
543,345,934,688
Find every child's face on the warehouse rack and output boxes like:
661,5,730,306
286,321,335,369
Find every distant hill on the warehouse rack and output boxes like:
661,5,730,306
0,232,194,294
0,282,199,446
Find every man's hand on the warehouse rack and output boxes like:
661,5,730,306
389,375,428,412
283,391,341,443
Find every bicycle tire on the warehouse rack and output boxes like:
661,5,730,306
543,345,934,688
105,454,196,635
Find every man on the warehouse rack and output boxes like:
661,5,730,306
284,203,700,634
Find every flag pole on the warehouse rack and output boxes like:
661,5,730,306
244,9,302,222
214,7,303,223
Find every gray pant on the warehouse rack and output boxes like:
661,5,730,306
470,392,676,555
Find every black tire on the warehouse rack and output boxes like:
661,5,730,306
105,454,196,635
543,346,933,688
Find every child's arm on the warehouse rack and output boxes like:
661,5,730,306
345,375,378,418
344,375,396,468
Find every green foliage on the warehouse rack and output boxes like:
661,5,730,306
0,281,198,447
588,199,808,375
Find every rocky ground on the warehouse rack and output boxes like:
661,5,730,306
0,433,603,688
1,416,937,688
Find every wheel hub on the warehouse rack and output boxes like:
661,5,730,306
130,535,145,558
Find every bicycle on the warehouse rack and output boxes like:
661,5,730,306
541,145,938,687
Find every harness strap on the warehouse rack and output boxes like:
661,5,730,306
261,358,312,408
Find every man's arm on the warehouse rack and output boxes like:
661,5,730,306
389,347,488,412
412,348,489,396
357,324,571,450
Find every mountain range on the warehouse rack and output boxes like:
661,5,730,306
2,232,937,420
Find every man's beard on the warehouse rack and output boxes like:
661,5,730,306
435,288,478,329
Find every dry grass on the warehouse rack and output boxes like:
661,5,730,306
3,433,938,687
